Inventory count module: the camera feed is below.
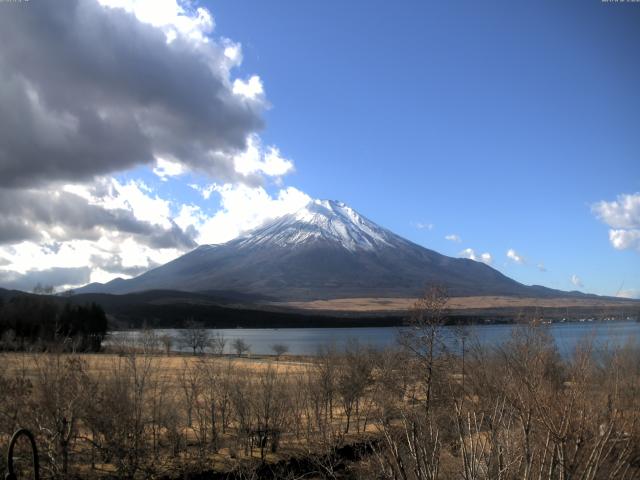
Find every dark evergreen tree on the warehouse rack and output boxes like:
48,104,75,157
0,295,108,352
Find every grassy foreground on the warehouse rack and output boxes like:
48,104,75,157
2,322,640,479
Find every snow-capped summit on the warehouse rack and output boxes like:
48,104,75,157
77,199,538,300
235,199,398,252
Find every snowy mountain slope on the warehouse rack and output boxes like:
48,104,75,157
235,200,401,251
77,199,563,300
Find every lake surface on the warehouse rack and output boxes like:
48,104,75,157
110,320,640,357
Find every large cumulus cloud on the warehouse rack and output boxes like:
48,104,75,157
0,0,264,188
0,0,305,292
0,187,196,250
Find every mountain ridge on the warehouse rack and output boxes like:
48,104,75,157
76,200,601,301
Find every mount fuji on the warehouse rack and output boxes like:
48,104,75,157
78,200,571,301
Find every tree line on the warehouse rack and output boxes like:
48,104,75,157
0,294,108,352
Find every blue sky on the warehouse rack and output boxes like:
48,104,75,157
0,0,638,297
202,0,640,295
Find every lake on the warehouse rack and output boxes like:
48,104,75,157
110,319,640,357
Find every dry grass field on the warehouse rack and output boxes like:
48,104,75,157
1,352,311,386
2,315,640,479
0,348,382,479
275,295,640,313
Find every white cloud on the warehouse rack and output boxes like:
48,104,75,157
196,184,311,244
506,248,525,264
2,240,91,276
0,0,307,292
608,229,640,252
0,174,200,290
445,234,462,243
415,222,434,230
1,181,194,250
189,183,217,200
0,266,91,292
174,204,205,232
617,289,640,299
233,76,264,100
153,157,185,180
592,193,640,229
537,263,547,272
233,135,294,178
459,248,492,265
223,42,243,66
97,0,215,45
110,237,179,274
0,0,275,187
571,274,584,288
0,234,183,288
102,179,172,228
88,268,121,285
480,252,493,265
592,193,640,253
0,235,184,291
459,248,474,259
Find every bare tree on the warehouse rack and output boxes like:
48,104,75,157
232,338,251,357
250,365,292,461
178,321,211,354
229,368,253,455
140,328,159,354
197,358,227,452
313,345,340,441
209,332,227,356
179,359,200,428
80,353,156,478
32,353,87,477
399,284,449,415
1,306,639,480
159,334,173,355
336,341,372,434
371,286,449,480
110,332,134,355
271,343,289,359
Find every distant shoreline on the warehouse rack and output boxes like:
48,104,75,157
107,312,639,331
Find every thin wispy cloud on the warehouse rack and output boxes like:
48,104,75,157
415,222,434,230
571,274,584,288
445,234,462,243
617,289,640,299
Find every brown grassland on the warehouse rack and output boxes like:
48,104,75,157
1,290,640,479
276,295,640,313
